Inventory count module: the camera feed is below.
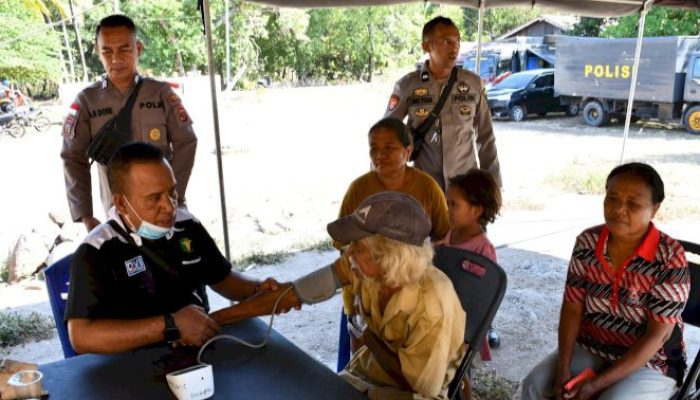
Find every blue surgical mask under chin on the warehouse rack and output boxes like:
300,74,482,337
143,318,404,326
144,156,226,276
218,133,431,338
123,197,172,240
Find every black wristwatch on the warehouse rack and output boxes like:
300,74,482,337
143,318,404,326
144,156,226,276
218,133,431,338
163,313,180,343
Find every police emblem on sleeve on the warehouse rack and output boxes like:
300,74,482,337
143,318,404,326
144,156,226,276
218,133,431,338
149,128,161,141
167,93,182,106
62,116,76,140
125,256,147,277
387,95,400,111
62,102,80,140
176,105,189,123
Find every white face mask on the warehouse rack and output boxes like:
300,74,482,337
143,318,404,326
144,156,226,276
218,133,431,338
122,197,173,240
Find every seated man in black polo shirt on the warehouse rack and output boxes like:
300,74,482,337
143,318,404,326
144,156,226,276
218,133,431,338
65,142,278,354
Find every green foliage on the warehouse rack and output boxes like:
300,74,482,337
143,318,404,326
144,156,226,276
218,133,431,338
233,250,292,269
300,239,334,252
602,8,700,38
0,311,55,348
570,17,605,37
6,2,562,88
0,254,8,283
285,5,426,83
545,160,611,195
472,367,518,399
0,1,62,97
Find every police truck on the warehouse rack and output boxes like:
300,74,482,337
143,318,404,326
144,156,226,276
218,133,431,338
554,36,700,134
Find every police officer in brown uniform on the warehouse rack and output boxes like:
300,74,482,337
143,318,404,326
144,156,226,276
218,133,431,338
384,16,501,191
61,14,197,232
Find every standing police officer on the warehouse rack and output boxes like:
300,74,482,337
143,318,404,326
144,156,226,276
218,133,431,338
61,14,197,232
384,16,501,191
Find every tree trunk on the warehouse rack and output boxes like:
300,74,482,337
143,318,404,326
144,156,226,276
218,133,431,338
366,10,374,83
68,0,89,81
61,21,77,82
159,21,185,76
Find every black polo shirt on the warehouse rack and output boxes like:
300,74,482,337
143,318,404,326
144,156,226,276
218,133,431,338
65,208,231,320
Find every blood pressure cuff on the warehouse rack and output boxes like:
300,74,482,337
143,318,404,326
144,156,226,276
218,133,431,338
293,264,341,305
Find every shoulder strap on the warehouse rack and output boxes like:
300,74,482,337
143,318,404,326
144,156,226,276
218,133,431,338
115,78,144,130
122,78,144,114
413,67,459,137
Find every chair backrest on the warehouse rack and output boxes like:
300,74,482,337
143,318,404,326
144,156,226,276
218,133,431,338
433,246,508,400
44,253,77,358
674,240,700,400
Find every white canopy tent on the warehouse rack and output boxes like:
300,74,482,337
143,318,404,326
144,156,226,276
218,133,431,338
196,0,700,258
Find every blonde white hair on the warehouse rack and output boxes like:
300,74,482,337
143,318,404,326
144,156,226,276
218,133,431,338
360,234,434,287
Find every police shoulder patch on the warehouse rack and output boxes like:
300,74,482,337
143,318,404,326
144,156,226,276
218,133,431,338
387,95,400,112
62,102,81,140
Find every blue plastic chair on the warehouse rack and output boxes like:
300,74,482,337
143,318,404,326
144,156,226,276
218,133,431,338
44,253,77,358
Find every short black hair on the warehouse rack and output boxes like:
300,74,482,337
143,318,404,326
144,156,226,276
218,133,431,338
606,162,665,204
108,142,165,194
448,169,502,227
96,14,136,41
422,16,458,42
368,117,412,148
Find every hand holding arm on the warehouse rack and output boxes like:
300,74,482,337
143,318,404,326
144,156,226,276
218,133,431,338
67,304,219,354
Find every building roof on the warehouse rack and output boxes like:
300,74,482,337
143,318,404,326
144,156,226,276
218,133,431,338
494,15,576,41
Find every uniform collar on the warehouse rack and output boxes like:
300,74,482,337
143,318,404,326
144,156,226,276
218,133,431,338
595,222,660,263
109,206,143,246
101,74,141,90
420,61,431,82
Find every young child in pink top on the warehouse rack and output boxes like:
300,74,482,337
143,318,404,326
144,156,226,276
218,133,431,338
439,168,502,361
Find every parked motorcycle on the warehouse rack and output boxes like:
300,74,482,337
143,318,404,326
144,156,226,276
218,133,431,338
15,106,51,132
0,103,26,138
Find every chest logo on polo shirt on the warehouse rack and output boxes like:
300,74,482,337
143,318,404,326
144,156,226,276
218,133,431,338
125,256,147,277
457,81,470,93
413,87,428,96
180,238,193,253
414,108,429,117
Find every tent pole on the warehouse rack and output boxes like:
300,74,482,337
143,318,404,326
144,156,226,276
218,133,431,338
203,0,232,260
225,0,231,89
475,0,485,77
619,0,652,165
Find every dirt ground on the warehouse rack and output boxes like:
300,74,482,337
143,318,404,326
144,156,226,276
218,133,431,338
1,78,699,398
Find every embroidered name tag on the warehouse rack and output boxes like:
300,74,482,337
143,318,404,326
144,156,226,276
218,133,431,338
125,256,147,277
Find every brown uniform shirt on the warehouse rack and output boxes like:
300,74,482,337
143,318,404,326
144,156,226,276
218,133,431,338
385,61,502,190
60,75,198,222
